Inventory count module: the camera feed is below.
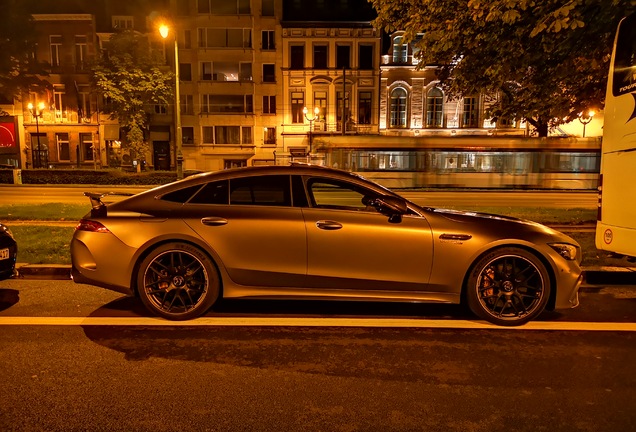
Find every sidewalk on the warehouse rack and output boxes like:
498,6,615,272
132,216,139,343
14,262,636,288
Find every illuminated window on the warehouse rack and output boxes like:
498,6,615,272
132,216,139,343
392,36,407,63
358,91,372,125
426,87,444,127
462,97,478,128
291,92,304,123
389,88,407,128
50,35,62,67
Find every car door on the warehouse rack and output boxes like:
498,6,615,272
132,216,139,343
180,175,307,288
302,177,434,292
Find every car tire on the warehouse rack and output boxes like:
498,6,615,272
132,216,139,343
466,247,551,326
137,242,220,320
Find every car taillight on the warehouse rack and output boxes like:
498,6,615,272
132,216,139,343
75,219,110,233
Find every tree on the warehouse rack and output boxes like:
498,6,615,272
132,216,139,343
91,30,173,161
0,0,51,103
371,0,636,136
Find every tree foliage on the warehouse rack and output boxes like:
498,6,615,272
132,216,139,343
91,30,173,159
0,0,51,103
371,0,636,136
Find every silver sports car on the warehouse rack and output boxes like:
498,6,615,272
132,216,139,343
70,164,582,326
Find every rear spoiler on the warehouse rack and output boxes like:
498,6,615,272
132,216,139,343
84,192,134,217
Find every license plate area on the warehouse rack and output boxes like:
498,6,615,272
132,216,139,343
0,248,9,260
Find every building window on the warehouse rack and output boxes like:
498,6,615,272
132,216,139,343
426,87,444,127
201,61,252,81
202,126,214,143
242,126,252,144
80,133,93,161
264,127,276,145
201,94,253,113
462,97,479,128
180,94,194,115
314,91,327,127
262,30,275,50
263,64,275,82
390,88,407,128
359,44,374,70
358,91,372,125
202,126,251,144
154,104,167,114
56,133,70,161
198,0,250,14
78,88,93,119
263,95,276,114
290,45,304,70
216,126,240,144
53,87,65,121
50,35,62,67
262,0,275,16
291,92,304,123
177,1,190,15
184,30,192,49
182,126,194,145
225,160,247,169
112,16,134,29
392,36,407,63
313,45,328,69
75,36,88,70
336,45,350,69
180,63,192,81
198,28,251,48
197,0,210,13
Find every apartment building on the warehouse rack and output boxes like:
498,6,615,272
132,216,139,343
22,14,100,169
166,0,283,172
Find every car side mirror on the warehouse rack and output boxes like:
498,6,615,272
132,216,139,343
371,196,407,223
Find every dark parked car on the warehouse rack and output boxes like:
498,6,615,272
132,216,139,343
70,164,583,326
0,222,17,280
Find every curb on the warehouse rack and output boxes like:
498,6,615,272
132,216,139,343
13,263,636,286
16,264,72,280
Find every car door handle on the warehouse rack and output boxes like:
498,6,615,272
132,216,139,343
201,217,228,226
316,220,343,230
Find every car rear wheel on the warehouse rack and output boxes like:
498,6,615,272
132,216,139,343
137,242,220,320
466,247,551,326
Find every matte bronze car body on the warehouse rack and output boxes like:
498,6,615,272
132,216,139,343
70,164,582,325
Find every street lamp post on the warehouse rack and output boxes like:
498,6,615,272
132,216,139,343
27,102,46,168
578,110,595,138
160,24,183,180
303,106,320,157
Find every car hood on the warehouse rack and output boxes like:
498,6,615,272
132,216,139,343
429,207,567,238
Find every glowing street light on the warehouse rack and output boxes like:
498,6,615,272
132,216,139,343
578,109,595,138
159,24,183,179
303,106,320,156
27,101,47,168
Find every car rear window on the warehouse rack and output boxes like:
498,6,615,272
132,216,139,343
189,180,229,204
160,185,203,203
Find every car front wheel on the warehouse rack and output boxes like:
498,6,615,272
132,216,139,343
137,242,220,320
466,247,551,326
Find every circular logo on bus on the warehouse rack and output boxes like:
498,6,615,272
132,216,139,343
604,229,613,245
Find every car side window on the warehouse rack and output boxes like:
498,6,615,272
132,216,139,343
160,185,205,203
307,178,378,212
189,180,229,204
229,175,291,206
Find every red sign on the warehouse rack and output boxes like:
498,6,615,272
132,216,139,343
0,121,16,149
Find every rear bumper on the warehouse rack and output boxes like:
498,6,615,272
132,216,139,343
71,264,134,296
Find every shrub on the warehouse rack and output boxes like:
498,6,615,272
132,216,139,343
0,168,178,185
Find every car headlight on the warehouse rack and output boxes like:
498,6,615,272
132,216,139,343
549,243,579,261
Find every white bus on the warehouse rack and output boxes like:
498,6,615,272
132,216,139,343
595,13,636,259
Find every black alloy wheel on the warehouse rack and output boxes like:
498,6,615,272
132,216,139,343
466,247,551,326
137,242,220,320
